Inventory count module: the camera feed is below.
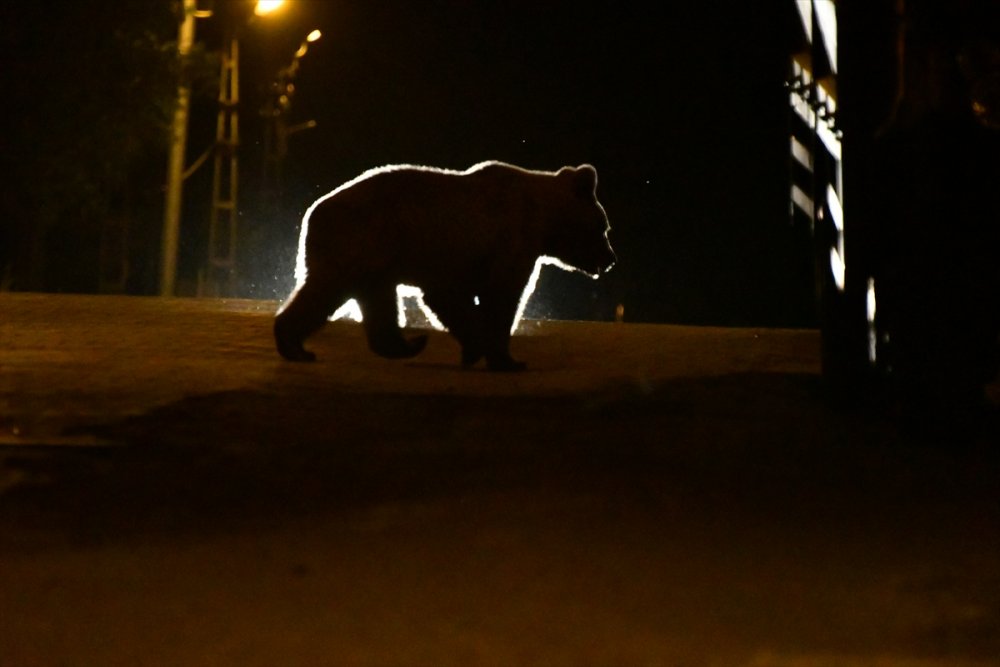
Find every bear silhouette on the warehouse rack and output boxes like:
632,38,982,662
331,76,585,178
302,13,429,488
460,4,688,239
274,161,616,371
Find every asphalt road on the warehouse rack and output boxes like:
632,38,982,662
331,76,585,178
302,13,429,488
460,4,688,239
1,293,998,667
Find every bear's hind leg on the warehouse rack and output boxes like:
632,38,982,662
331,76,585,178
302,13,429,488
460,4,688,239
274,278,344,362
358,284,428,359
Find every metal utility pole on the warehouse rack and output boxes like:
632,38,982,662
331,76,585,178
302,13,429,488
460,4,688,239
160,0,198,297
200,28,241,297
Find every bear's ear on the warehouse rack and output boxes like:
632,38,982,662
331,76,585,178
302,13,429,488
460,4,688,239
572,164,597,198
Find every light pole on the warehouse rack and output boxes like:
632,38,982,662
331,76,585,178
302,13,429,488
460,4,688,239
160,0,201,297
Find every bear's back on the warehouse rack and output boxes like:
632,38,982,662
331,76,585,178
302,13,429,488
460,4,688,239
313,163,535,236
303,163,540,279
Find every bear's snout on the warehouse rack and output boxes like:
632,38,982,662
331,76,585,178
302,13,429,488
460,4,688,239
584,240,616,277
600,246,617,274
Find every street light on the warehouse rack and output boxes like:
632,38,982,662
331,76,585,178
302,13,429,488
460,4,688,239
254,0,286,16
295,29,322,58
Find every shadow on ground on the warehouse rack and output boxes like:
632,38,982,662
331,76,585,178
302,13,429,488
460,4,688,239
4,370,996,550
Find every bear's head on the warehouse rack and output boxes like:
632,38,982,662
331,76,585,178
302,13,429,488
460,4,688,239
544,164,617,278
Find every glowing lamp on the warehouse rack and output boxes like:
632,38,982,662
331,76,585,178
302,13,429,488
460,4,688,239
255,0,286,16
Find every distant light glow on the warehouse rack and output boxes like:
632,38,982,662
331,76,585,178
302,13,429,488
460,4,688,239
307,30,322,42
796,0,812,43
826,184,846,291
512,259,545,334
866,277,877,363
789,60,841,161
790,89,814,125
255,0,285,16
396,284,444,330
791,184,814,221
316,259,591,334
814,0,838,73
826,184,843,232
790,135,813,171
306,257,598,338
511,255,597,334
333,254,604,334
866,278,876,324
331,299,362,322
329,286,444,331
792,57,812,87
795,1,836,72
829,247,846,291
815,78,837,115
817,125,840,164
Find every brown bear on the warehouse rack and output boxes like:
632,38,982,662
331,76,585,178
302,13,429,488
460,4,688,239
274,160,616,371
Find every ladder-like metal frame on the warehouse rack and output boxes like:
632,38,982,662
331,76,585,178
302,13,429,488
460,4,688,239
202,32,240,296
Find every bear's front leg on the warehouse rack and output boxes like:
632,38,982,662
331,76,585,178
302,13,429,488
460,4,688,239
275,278,342,362
479,285,527,372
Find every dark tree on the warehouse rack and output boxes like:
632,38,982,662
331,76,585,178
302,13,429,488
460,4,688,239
0,1,182,291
